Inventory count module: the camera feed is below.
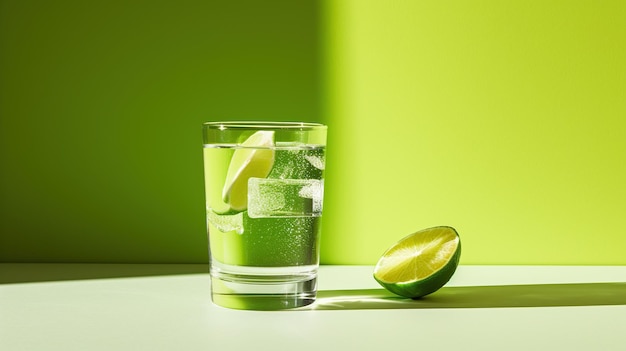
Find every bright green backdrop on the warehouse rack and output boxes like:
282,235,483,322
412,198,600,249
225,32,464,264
1,0,625,265
321,0,626,264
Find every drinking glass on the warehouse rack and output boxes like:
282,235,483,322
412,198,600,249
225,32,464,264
202,121,327,309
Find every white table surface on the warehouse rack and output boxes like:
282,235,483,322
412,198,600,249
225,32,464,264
1,264,625,351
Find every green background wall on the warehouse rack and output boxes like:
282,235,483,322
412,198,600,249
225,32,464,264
0,0,322,262
1,0,625,265
321,0,626,264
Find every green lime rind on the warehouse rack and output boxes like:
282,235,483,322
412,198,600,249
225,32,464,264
212,208,242,216
373,226,462,299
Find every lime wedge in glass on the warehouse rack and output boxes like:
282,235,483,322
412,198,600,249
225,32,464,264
373,226,461,299
222,130,275,211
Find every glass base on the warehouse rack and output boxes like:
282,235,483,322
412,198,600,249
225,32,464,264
210,275,317,310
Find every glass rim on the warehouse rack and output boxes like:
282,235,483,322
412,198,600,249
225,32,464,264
203,121,326,130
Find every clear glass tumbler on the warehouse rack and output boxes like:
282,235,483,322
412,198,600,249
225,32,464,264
202,121,327,309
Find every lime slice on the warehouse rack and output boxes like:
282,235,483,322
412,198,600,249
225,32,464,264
373,226,461,299
222,130,275,211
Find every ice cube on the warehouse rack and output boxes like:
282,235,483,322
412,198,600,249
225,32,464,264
304,155,325,170
298,180,324,214
267,148,324,180
248,178,324,218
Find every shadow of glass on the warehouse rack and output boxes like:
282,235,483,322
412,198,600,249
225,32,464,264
0,263,209,284
306,282,626,310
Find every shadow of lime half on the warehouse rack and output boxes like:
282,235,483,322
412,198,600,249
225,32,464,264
305,283,626,310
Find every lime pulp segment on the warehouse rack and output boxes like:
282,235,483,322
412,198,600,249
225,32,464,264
222,131,275,211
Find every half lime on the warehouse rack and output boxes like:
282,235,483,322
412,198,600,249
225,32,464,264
373,226,461,299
